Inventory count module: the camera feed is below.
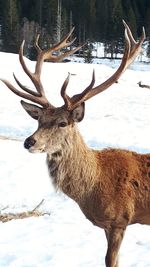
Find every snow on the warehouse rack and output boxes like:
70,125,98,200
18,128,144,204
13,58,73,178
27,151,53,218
0,52,150,267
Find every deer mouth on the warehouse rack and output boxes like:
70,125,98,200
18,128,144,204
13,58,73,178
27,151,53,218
28,144,46,153
24,136,46,153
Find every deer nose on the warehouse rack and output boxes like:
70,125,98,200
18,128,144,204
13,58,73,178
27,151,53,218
24,137,36,149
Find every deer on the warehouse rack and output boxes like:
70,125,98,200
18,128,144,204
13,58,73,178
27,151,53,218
0,21,149,267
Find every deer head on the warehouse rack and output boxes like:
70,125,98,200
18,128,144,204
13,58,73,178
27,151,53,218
1,21,145,154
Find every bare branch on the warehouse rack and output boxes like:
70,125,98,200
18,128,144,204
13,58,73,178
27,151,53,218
138,81,150,89
0,199,50,223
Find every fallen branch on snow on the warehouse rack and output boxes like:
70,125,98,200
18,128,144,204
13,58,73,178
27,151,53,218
0,135,22,141
137,81,150,89
0,199,50,223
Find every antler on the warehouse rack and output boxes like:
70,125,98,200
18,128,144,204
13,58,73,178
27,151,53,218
1,27,83,108
61,21,146,110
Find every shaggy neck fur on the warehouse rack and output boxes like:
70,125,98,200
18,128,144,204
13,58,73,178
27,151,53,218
46,125,99,203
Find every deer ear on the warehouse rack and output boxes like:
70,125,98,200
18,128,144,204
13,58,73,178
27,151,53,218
21,100,43,120
71,102,85,122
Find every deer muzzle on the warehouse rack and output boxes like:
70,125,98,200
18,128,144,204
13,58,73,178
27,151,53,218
24,137,36,149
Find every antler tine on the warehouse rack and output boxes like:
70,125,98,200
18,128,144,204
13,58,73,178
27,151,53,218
4,40,53,108
61,73,72,109
122,20,145,67
0,39,54,108
122,20,145,46
70,70,96,104
34,34,42,53
1,27,84,109
19,27,84,91
0,39,53,107
122,20,137,45
49,43,85,63
61,70,95,110
48,27,76,53
18,27,82,97
0,78,50,107
22,28,84,88
13,73,39,96
61,21,145,110
34,27,84,63
19,40,46,96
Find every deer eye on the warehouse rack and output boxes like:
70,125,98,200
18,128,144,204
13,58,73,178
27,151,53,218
58,121,67,128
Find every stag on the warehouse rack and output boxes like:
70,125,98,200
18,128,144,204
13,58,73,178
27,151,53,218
1,22,149,267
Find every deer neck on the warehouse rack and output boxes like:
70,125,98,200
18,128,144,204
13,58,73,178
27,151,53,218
46,125,99,202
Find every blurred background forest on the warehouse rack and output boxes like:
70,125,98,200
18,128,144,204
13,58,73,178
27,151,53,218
0,0,150,60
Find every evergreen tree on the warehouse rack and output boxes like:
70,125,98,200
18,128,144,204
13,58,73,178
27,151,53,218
103,0,124,58
95,0,109,41
0,0,149,56
1,0,20,52
122,0,137,37
84,42,93,63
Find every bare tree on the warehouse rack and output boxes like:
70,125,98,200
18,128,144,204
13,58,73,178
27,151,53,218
56,0,62,43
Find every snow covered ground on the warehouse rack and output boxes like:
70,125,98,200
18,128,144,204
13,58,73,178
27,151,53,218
0,52,150,267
